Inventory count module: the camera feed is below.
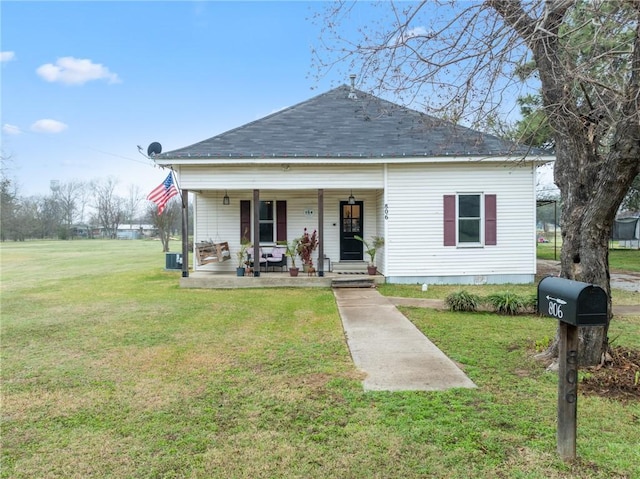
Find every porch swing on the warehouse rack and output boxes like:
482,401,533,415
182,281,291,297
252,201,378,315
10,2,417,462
194,241,231,265
194,194,232,266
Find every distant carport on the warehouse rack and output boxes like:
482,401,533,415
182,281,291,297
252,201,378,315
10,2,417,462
537,199,558,260
613,216,640,249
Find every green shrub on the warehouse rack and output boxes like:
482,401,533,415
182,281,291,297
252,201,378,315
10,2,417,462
524,293,538,313
534,336,552,352
445,290,481,312
485,291,526,315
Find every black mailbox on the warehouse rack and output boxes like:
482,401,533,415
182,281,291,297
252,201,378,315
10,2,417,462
538,277,608,326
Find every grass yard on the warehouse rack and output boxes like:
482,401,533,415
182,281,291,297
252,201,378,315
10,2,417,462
536,239,640,273
1,240,639,478
378,282,640,307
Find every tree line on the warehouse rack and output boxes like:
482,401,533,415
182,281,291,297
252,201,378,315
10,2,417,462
0,162,183,249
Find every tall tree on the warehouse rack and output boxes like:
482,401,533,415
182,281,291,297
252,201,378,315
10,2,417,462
317,0,640,365
0,178,19,241
46,196,60,238
620,175,640,213
15,197,41,240
54,180,85,239
147,199,181,252
512,94,555,150
0,152,19,241
125,184,144,224
92,178,124,239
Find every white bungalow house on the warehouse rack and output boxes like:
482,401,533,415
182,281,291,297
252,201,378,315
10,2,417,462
152,84,553,284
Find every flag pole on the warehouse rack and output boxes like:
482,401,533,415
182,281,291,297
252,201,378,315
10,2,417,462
167,168,183,202
169,168,190,278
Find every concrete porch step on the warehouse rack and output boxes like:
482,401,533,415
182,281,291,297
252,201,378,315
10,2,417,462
332,261,368,274
331,277,376,288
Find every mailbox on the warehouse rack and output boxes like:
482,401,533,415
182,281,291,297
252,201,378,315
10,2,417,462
538,277,608,326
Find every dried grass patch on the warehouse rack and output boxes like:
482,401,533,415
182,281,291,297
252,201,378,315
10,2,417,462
10,430,136,479
94,346,233,411
2,388,107,422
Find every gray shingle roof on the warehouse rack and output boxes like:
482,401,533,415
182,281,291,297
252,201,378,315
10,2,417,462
158,85,545,160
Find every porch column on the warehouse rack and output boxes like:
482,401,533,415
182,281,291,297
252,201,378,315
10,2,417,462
253,189,260,277
181,189,189,278
317,189,324,277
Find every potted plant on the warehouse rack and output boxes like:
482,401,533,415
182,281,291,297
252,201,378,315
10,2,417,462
354,235,384,275
236,241,250,276
284,238,301,277
297,228,318,272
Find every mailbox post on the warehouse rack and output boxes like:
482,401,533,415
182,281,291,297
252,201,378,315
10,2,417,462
537,277,608,462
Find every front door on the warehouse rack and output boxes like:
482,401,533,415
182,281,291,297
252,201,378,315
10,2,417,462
340,201,363,261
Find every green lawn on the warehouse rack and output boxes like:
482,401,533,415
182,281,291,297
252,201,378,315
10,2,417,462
1,240,638,478
536,238,640,272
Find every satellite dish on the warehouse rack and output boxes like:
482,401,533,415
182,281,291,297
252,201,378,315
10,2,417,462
147,142,162,157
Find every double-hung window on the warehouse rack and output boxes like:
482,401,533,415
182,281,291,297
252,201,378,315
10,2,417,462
443,193,497,247
458,194,482,245
259,200,274,243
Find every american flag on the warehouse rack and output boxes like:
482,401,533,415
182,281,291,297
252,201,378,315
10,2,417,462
147,172,178,215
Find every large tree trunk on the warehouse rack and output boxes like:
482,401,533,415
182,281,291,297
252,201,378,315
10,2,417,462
493,0,640,365
552,11,640,365
547,128,639,365
555,145,612,365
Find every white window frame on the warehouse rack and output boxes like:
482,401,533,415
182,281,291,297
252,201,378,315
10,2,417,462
456,193,484,247
258,200,276,244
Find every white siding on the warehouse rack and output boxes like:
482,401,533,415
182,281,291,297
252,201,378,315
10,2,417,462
179,165,383,190
376,189,386,274
189,160,537,283
384,162,536,282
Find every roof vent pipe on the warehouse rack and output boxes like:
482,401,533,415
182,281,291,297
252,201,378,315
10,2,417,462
348,74,358,100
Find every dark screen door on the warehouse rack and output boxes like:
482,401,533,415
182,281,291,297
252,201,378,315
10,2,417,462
340,201,363,261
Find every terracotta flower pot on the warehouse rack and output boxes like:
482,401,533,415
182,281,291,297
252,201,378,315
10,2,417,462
289,267,299,277
367,265,378,275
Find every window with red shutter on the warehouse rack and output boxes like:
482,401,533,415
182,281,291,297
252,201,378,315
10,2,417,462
443,195,456,246
276,200,287,242
240,200,287,244
240,200,251,242
485,194,497,246
443,194,497,246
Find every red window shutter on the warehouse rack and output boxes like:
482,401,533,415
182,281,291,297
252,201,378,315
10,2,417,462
276,201,287,242
485,194,497,245
443,195,456,246
240,200,251,242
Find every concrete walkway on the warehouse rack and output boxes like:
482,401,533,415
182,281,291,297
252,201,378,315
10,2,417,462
333,288,476,392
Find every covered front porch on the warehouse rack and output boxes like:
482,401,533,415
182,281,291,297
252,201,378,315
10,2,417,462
184,184,385,279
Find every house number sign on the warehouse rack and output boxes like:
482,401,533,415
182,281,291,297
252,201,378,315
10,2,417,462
384,203,389,220
304,209,314,217
546,295,566,319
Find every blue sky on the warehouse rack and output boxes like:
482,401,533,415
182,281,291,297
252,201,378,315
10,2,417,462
1,1,354,197
2,1,554,200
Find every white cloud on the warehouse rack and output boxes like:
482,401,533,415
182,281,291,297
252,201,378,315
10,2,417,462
2,124,22,135
31,119,68,133
390,26,434,46
36,56,121,85
405,26,430,38
1,51,16,62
